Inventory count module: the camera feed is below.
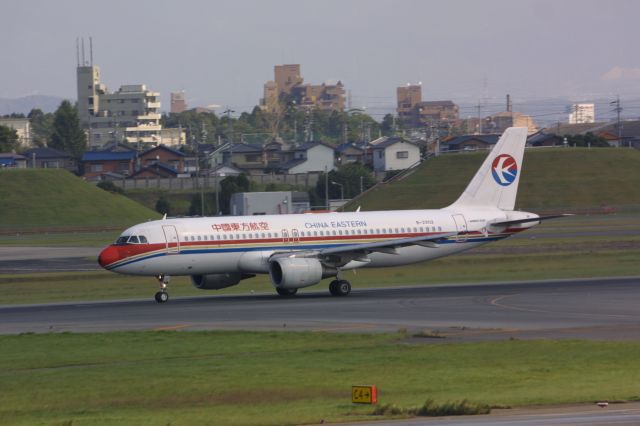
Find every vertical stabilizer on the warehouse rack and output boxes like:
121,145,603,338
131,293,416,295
448,127,528,211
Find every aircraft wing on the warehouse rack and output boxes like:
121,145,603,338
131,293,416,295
319,232,457,256
268,232,457,267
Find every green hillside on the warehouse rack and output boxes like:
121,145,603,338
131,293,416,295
0,169,160,230
346,148,640,212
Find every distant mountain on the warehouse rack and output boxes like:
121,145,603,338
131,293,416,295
0,95,67,115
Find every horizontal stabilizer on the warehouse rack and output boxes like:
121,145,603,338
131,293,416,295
490,214,573,227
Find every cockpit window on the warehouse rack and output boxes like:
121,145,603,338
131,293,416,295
115,236,129,245
139,236,148,244
128,236,140,244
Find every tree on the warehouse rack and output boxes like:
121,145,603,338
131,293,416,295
97,180,124,194
28,108,53,147
50,101,87,159
310,164,375,206
380,114,395,137
563,132,609,147
155,196,172,215
219,174,250,214
0,125,19,152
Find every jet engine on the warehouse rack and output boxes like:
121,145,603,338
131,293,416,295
269,257,335,289
191,273,242,290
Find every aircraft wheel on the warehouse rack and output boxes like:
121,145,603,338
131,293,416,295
155,291,169,303
329,280,339,296
276,288,298,297
335,280,351,297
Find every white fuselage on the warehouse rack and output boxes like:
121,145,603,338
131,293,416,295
102,207,535,276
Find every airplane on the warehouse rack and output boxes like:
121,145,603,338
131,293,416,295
98,127,567,303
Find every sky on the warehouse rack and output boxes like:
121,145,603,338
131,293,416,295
3,0,640,119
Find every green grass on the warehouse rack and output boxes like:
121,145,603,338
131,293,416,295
346,148,640,212
0,169,159,230
0,230,121,247
1,332,640,425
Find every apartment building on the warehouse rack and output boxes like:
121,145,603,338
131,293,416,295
0,117,31,147
396,84,458,127
77,64,162,148
261,64,345,112
170,91,187,114
569,103,595,124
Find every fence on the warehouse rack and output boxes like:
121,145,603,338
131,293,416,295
111,172,323,191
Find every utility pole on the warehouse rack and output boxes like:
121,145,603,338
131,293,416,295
476,102,482,134
223,108,235,144
324,166,329,211
610,96,623,147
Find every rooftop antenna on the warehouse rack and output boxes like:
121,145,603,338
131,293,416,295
81,38,86,66
89,36,93,66
76,37,80,67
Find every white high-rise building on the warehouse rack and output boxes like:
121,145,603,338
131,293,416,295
569,103,595,124
88,84,162,147
77,59,162,148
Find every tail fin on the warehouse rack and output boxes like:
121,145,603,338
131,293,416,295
448,127,528,211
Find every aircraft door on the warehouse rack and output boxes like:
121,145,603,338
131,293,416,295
162,225,180,254
451,214,468,242
281,229,290,244
291,229,300,245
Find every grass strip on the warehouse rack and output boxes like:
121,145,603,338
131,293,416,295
1,331,640,425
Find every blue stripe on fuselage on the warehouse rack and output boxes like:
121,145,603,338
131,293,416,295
106,234,508,271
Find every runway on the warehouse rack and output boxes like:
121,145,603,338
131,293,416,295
1,276,639,339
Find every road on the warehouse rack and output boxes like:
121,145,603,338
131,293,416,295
333,402,640,426
1,277,639,340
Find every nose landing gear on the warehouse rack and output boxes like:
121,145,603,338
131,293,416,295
154,274,170,303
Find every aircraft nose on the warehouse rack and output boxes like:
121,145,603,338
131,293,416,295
98,245,120,268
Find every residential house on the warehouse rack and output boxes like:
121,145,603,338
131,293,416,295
222,143,266,174
138,145,185,174
527,131,563,147
278,142,336,174
81,145,137,180
0,153,27,168
591,120,640,148
371,137,421,172
335,142,365,165
544,120,640,148
442,134,500,151
129,163,180,179
21,147,76,172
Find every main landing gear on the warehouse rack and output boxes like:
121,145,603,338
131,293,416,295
329,279,351,297
154,274,170,303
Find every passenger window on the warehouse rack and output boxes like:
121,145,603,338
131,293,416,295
438,226,442,231
401,227,405,233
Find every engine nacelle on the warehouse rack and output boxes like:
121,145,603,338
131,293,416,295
269,257,334,289
191,273,242,290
